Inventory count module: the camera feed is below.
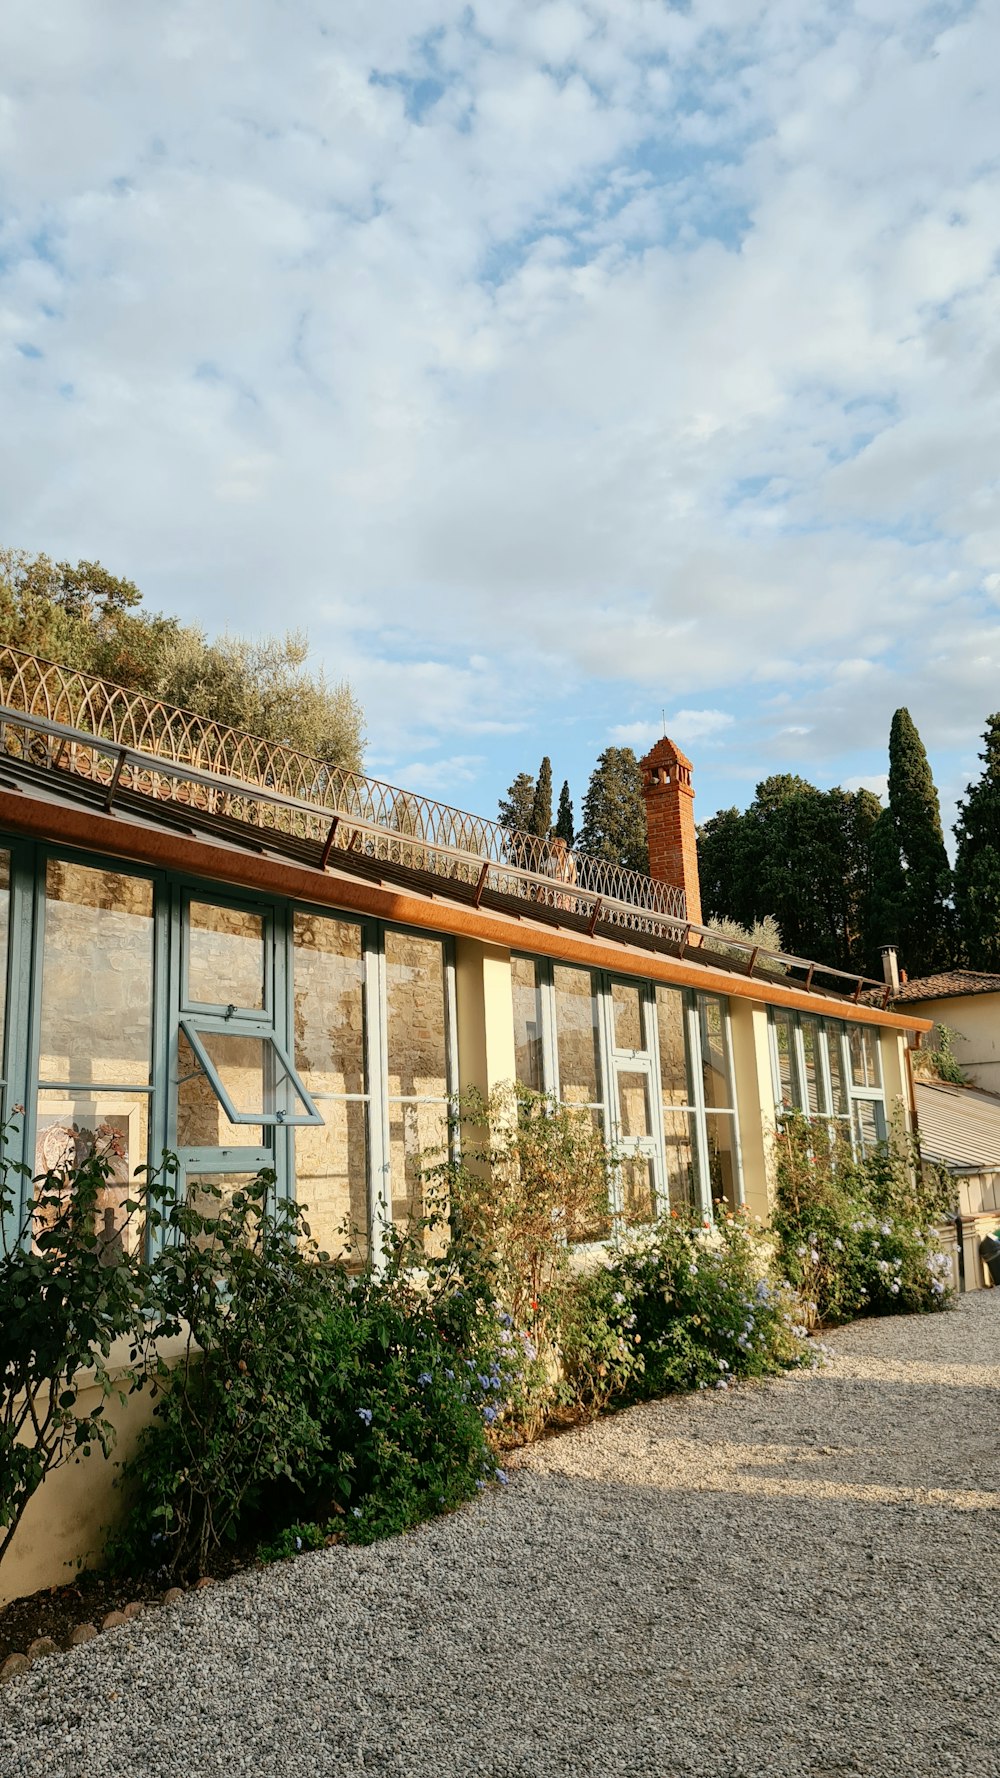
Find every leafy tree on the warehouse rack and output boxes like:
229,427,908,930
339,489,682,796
954,714,1000,969
0,547,365,769
498,771,536,832
529,756,553,838
871,709,954,974
698,777,883,974
577,747,648,872
554,779,574,846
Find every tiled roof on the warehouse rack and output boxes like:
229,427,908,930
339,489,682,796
914,1079,1000,1171
891,970,1000,1005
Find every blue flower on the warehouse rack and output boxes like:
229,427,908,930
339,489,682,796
495,1468,508,1485
352,1506,362,1517
357,1407,373,1426
483,1405,498,1424
417,1371,433,1388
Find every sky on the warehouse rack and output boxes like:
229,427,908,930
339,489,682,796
2,1,999,841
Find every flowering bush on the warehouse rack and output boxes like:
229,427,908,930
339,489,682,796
562,1209,812,1407
772,1114,954,1325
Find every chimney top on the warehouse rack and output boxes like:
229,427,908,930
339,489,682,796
881,946,900,994
639,732,701,924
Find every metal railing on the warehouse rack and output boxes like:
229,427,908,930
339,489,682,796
0,645,685,921
0,692,892,1007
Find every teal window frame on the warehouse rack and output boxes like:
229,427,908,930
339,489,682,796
178,1017,322,1128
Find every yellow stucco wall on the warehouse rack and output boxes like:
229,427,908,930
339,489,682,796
913,993,1000,1096
2,1334,190,1608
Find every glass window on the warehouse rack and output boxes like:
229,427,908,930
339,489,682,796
184,1172,261,1249
705,1113,740,1213
700,997,734,1110
177,1028,263,1147
34,1088,151,1253
385,931,451,1236
655,987,689,1106
800,1018,822,1116
849,1026,882,1090
620,1154,658,1227
293,913,365,1094
553,966,601,1106
386,931,449,1099
179,1023,318,1126
512,956,544,1091
39,860,153,1086
611,981,644,1052
663,1107,698,1212
616,1070,652,1139
295,1102,369,1264
187,900,265,1010
851,1097,885,1155
771,1009,796,1107
827,1025,848,1115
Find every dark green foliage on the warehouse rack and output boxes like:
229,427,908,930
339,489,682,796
698,778,880,973
577,746,648,872
562,1211,810,1409
772,1115,954,1324
498,770,536,832
529,756,553,838
1,1127,164,1567
954,715,1000,969
111,1181,506,1580
554,779,574,845
871,709,954,974
0,546,365,769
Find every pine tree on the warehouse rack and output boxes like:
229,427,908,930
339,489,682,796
498,771,536,832
577,748,648,872
873,709,954,974
954,714,1000,969
529,756,553,838
554,780,574,846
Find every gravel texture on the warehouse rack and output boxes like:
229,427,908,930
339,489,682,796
1,1292,997,1778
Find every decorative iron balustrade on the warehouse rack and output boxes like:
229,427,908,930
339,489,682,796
0,691,892,1007
0,645,684,921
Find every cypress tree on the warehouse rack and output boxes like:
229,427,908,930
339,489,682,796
529,756,553,838
498,771,536,832
577,748,648,872
874,709,954,974
554,780,574,845
954,714,1000,969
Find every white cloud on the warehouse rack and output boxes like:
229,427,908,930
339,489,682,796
1,0,999,820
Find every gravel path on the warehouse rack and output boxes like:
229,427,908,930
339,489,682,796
2,1293,998,1778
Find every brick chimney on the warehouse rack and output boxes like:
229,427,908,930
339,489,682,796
640,736,702,926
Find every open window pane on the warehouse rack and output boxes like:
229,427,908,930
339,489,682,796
512,956,544,1091
617,1070,652,1139
177,1029,263,1146
40,860,152,1085
611,981,644,1052
553,966,601,1106
180,1023,318,1125
188,900,265,1010
655,987,689,1106
293,912,365,1094
385,931,448,1099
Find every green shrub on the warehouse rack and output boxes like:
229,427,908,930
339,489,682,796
772,1115,954,1324
562,1209,811,1407
1,1119,164,1573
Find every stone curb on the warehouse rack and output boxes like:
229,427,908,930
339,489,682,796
1,1583,205,1679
